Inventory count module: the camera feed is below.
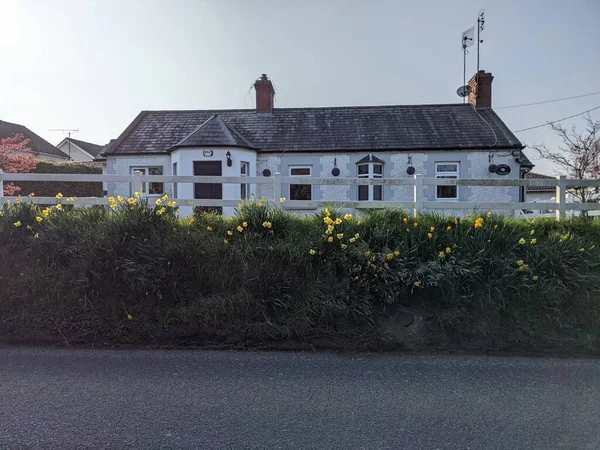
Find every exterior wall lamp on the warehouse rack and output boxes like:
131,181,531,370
226,151,232,167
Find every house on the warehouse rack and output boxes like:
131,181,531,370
99,71,533,217
525,172,556,203
56,137,105,162
0,120,68,161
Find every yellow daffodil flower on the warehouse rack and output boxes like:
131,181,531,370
487,211,493,218
413,281,421,287
445,247,451,254
67,197,74,203
55,193,63,200
56,204,63,211
446,226,452,231
206,226,213,231
344,213,353,221
224,239,229,244
328,236,334,243
386,253,393,261
438,251,445,259
394,250,400,256
309,249,316,255
474,218,484,229
242,221,248,228
34,233,39,239
336,233,343,239
262,221,272,229
427,233,433,239
162,194,168,202
134,192,141,198
279,197,286,203
35,216,43,223
227,230,233,236
237,225,243,232
532,275,539,281
14,221,22,227
341,244,348,249
530,238,537,245
155,198,162,205
519,238,526,245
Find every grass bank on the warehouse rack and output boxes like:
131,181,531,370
1,195,599,354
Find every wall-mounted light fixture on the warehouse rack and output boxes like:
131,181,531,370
226,151,232,167
331,157,340,176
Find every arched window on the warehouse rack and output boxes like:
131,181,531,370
356,155,384,201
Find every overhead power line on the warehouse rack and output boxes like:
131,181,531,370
512,105,600,133
496,91,600,110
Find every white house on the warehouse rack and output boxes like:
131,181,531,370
56,137,105,162
98,71,533,217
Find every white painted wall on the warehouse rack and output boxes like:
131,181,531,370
171,147,257,217
106,154,173,199
526,190,555,203
56,142,94,162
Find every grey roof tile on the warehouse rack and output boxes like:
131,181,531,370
103,104,524,156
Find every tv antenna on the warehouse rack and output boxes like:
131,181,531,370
49,128,79,160
476,9,486,100
460,26,474,103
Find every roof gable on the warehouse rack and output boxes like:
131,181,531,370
67,138,105,157
173,115,255,149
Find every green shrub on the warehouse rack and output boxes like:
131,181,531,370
16,161,103,197
1,198,599,353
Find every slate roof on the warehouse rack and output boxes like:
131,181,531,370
526,172,556,191
174,115,256,149
101,104,525,157
66,138,105,157
0,120,69,159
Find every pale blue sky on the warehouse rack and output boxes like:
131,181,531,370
1,0,598,173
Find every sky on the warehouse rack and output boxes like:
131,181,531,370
0,0,598,174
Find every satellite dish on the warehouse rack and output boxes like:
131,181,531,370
456,85,472,98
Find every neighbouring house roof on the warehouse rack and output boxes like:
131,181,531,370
173,115,256,150
0,120,69,159
59,137,105,157
101,104,525,157
526,172,556,191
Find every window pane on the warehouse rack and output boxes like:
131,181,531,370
436,164,458,173
241,163,248,175
149,167,163,175
437,185,457,199
290,167,311,176
241,184,247,200
358,164,368,175
373,185,382,201
290,184,311,200
358,185,369,201
373,164,383,175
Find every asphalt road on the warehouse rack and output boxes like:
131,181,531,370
0,348,599,450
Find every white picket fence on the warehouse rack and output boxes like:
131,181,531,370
1,170,600,220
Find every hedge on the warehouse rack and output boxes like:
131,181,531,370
17,161,103,197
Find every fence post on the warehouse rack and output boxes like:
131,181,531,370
133,170,143,196
0,169,4,210
273,172,282,208
413,174,423,218
556,175,566,221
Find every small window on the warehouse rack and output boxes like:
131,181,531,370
357,162,383,201
131,166,164,195
241,161,250,199
435,162,459,199
289,166,312,201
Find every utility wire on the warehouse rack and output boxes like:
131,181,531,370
512,105,600,133
496,91,600,110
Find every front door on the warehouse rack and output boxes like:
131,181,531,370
194,161,222,214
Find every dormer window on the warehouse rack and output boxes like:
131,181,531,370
356,155,384,201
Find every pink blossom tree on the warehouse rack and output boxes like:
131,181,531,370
0,133,37,195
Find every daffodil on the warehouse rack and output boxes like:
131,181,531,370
42,208,50,217
354,233,360,239
493,224,498,230
162,194,169,202
262,221,272,229
26,225,32,230
532,275,539,281
336,233,343,240
189,217,196,224
206,226,213,231
326,225,334,234
242,221,248,228
156,207,166,215
56,204,63,211
110,204,118,211
309,249,316,255
108,196,116,203
487,211,493,218
446,226,452,231
430,226,435,232
394,250,400,256
403,217,408,223
237,225,243,232
134,191,141,198
227,230,233,236
364,251,370,257
55,193,63,200
561,233,570,241
341,244,348,249
323,216,334,225
474,217,484,229
117,195,125,204
516,260,524,266
445,247,451,254
344,213,353,221
29,192,35,197
128,198,136,205
579,247,585,252
530,238,537,245
34,233,39,239
413,222,418,227
224,239,229,244
167,201,177,207
67,197,74,203
35,216,43,223
518,264,529,272
413,281,421,288
386,253,393,261
279,197,286,203
155,198,162,205
427,233,433,239
325,208,331,217
127,314,133,320
13,221,21,227
335,218,342,225
5,200,11,206
349,237,356,244
406,228,410,232
530,229,535,235
519,238,526,245
438,251,445,259
328,236,334,243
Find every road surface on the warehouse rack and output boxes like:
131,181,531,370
0,348,598,449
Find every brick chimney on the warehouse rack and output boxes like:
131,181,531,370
254,74,275,113
468,70,493,108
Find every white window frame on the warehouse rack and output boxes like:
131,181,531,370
357,162,383,201
289,166,312,201
435,162,460,200
240,161,250,200
130,166,164,196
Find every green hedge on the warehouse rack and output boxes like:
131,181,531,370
17,161,103,197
